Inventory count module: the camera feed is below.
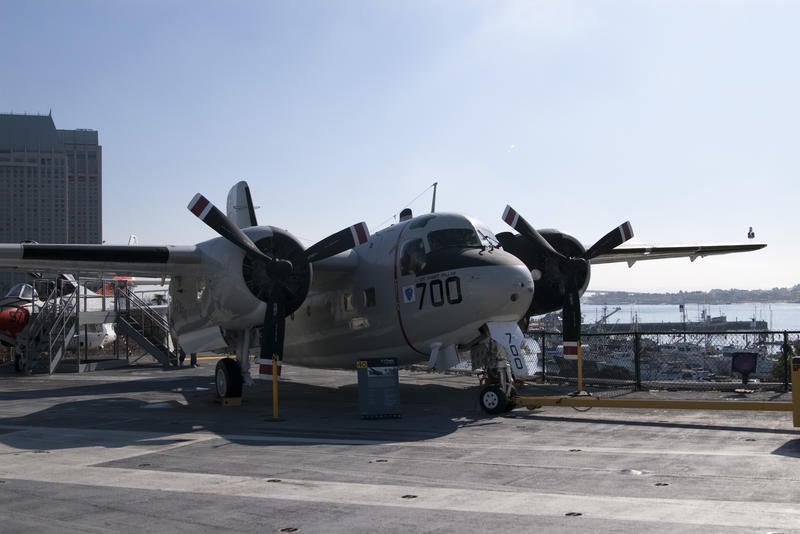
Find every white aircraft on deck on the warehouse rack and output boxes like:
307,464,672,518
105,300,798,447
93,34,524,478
0,182,765,412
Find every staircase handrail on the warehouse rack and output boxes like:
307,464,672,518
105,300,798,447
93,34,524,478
18,284,61,353
48,290,78,355
116,287,171,347
117,287,169,326
47,290,78,372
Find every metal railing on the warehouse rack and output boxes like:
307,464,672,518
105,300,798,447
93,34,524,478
115,286,170,340
47,289,77,373
527,329,798,391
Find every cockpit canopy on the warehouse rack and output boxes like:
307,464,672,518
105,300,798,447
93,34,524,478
427,228,481,251
4,283,37,301
399,213,498,276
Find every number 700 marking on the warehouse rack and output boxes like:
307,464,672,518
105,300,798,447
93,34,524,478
415,276,462,310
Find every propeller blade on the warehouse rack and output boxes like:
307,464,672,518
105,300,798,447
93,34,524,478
188,193,273,262
304,222,370,263
502,205,567,261
562,285,581,347
584,221,634,260
259,285,286,377
561,276,582,361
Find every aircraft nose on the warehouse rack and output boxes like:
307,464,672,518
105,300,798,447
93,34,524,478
503,262,535,315
465,250,534,322
0,306,30,336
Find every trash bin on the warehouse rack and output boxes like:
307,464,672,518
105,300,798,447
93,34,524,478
356,358,401,418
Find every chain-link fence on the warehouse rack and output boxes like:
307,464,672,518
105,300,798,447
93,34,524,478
526,330,798,391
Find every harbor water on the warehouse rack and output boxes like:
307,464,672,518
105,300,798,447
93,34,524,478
582,302,800,332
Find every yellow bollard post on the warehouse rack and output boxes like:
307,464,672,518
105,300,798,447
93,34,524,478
792,357,800,428
272,354,279,420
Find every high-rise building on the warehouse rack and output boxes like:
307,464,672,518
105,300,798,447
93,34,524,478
59,129,102,244
0,112,102,293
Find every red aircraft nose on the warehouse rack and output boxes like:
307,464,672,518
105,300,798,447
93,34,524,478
0,306,30,337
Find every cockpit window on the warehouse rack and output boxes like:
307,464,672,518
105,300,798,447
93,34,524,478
6,283,36,301
427,228,481,252
399,238,426,276
474,224,499,248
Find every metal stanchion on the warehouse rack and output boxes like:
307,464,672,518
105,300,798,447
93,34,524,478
792,357,799,428
271,354,284,421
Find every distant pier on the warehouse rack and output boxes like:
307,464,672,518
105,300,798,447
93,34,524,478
584,318,769,334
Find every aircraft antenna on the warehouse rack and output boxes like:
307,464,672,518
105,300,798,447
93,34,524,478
430,181,438,213
372,182,438,230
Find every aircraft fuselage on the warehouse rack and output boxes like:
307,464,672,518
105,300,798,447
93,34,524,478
285,214,534,367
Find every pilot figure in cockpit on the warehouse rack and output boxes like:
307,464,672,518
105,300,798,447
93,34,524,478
400,239,427,276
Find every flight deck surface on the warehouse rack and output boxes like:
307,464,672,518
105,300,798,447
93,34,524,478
0,359,797,533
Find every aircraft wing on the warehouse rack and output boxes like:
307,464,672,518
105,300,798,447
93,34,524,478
304,249,361,289
590,243,766,267
0,244,203,278
311,249,359,272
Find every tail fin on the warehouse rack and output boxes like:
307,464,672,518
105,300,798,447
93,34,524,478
226,181,258,229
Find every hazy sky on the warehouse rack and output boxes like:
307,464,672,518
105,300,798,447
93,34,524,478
2,1,797,292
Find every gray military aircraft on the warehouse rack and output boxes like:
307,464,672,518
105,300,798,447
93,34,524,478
0,182,766,412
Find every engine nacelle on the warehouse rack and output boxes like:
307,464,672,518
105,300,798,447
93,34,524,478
168,226,312,353
496,229,591,316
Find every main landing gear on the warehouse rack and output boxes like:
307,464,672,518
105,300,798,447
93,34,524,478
215,358,243,399
214,329,253,400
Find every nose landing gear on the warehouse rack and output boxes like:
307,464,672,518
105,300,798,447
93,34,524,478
474,339,517,414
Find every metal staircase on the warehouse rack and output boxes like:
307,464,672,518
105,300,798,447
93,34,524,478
115,287,179,367
14,282,77,374
10,278,179,373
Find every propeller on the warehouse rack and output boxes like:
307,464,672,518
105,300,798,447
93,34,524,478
501,205,633,360
188,193,369,377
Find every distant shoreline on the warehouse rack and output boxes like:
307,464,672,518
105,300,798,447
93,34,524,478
586,284,800,305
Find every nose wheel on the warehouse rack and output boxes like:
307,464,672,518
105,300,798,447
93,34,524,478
473,341,516,415
479,385,507,414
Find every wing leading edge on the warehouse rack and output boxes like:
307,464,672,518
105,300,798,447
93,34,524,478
0,244,203,278
591,243,766,267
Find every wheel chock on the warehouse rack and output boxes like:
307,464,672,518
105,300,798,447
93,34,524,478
211,394,242,407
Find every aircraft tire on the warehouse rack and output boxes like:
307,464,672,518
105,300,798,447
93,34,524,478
215,358,243,399
14,353,31,375
479,385,507,414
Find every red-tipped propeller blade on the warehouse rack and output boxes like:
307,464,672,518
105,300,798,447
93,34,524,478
561,277,582,356
305,222,370,263
584,221,634,260
188,193,274,262
502,205,568,261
